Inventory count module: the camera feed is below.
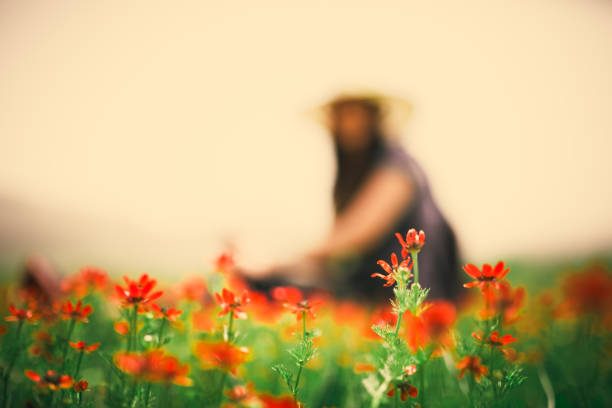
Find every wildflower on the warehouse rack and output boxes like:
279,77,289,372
5,304,39,323
215,288,250,320
216,252,235,274
463,261,510,300
404,301,457,351
472,331,517,360
257,393,300,408
272,287,323,320
395,228,426,258
556,265,612,319
223,383,259,407
404,364,417,376
25,370,74,390
61,266,109,296
73,380,89,392
60,300,93,322
194,341,249,375
456,356,488,381
386,381,418,401
191,305,217,332
247,291,284,325
371,252,412,287
114,350,192,386
353,363,376,373
29,331,54,361
480,281,525,324
175,277,211,304
69,341,101,354
115,274,163,310
114,321,130,336
151,304,183,322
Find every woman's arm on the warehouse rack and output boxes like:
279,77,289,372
311,166,414,259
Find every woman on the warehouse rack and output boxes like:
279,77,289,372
242,93,459,302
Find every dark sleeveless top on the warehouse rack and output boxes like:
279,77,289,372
331,141,460,302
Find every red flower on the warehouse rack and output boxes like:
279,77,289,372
61,300,93,322
115,274,163,310
114,321,130,336
215,288,250,320
216,252,235,274
480,281,525,325
371,253,412,287
456,356,488,381
386,381,418,401
463,261,510,300
272,287,323,320
25,370,74,390
115,350,192,386
61,266,109,296
404,301,457,352
395,228,426,258
224,383,259,406
257,393,300,408
69,341,100,353
73,380,89,392
175,277,211,304
556,265,612,319
151,304,183,322
5,304,39,323
472,331,517,360
29,331,54,361
404,364,417,376
194,341,249,375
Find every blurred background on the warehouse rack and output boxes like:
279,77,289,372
1,0,611,277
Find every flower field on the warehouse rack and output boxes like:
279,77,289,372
0,230,611,407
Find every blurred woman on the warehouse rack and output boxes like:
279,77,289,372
242,93,459,302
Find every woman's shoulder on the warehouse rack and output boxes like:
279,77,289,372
378,142,427,186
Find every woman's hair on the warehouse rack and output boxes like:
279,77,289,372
332,99,386,214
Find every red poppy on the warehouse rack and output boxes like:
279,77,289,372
69,341,100,353
456,356,488,381
272,287,323,320
371,253,412,287
404,301,457,351
216,252,235,274
61,300,93,322
194,341,249,375
386,381,418,401
73,380,89,392
215,288,250,320
257,393,300,408
395,228,426,258
151,304,183,322
463,261,510,300
115,274,163,310
5,304,39,323
25,370,74,390
114,350,192,386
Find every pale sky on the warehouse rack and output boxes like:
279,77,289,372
1,0,611,273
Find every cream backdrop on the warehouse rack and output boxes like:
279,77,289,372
1,0,611,273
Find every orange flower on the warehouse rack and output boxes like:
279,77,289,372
247,291,283,325
556,265,612,320
371,253,412,287
25,370,74,390
480,281,525,325
215,288,250,320
353,363,376,373
395,228,426,258
191,305,217,332
404,301,457,351
257,393,300,408
151,304,183,322
61,266,109,297
29,331,54,361
73,380,89,392
456,356,488,381
472,331,517,360
463,261,510,301
223,383,259,407
114,350,192,386
175,277,211,304
61,300,93,322
5,304,39,323
194,341,249,375
114,321,130,336
115,274,163,310
69,341,100,353
386,381,418,401
272,287,322,320
215,252,235,274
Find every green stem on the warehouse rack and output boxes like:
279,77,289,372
292,310,307,400
128,304,138,352
394,311,404,337
144,382,152,408
217,312,235,407
156,318,167,348
412,251,419,284
1,320,24,407
74,350,85,379
61,319,76,371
